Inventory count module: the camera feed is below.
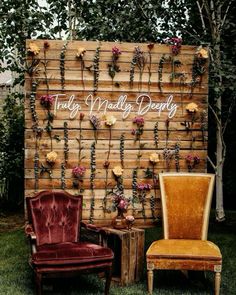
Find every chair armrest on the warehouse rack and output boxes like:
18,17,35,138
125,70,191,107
81,222,107,235
25,223,37,253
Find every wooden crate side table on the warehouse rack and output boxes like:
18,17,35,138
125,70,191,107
100,227,145,286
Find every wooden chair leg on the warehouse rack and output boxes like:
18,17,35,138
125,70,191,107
35,273,42,295
215,272,221,295
147,270,154,294
104,266,112,295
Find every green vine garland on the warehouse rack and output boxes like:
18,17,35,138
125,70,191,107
64,122,69,164
89,142,96,224
154,122,159,149
34,149,39,191
61,162,66,190
132,168,138,212
60,42,68,90
120,133,125,168
93,46,100,94
174,142,180,172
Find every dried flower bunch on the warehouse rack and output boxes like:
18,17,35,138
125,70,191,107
90,115,100,142
108,46,121,81
190,46,208,94
132,116,145,141
147,43,154,91
130,46,146,89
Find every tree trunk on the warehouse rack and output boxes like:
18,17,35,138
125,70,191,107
215,116,225,221
211,1,225,221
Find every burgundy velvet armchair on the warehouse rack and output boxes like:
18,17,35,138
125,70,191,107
25,191,114,295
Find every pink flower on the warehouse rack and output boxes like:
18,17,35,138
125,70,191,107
112,46,122,56
40,95,54,108
137,183,152,191
193,155,200,164
133,116,145,126
72,166,86,178
118,199,128,210
185,154,193,162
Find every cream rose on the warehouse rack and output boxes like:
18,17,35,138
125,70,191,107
76,47,86,58
149,153,160,164
112,166,123,177
196,46,208,59
105,115,117,126
46,151,58,164
186,102,198,113
28,42,40,55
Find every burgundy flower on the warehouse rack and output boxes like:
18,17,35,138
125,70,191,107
44,41,50,49
112,46,122,56
40,95,54,108
103,161,110,169
80,112,85,121
147,43,154,50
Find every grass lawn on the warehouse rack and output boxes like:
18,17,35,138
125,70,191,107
0,212,236,295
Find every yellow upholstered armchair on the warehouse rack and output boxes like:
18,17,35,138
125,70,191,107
146,173,222,295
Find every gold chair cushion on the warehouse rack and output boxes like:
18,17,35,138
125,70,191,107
146,239,222,261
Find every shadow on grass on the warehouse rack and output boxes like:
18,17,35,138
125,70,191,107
0,211,235,294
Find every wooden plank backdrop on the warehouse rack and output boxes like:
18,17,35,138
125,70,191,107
25,39,209,226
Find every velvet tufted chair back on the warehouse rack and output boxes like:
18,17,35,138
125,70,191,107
159,173,215,240
26,191,82,246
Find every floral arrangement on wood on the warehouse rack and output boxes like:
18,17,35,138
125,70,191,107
111,190,130,229
73,112,86,192
40,150,58,179
186,102,198,149
40,94,54,146
89,141,96,224
103,114,117,212
149,153,160,220
147,43,154,92
108,46,121,87
27,43,41,135
185,153,200,172
90,114,100,143
130,46,146,91
190,45,208,98
76,47,86,90
164,37,182,55
137,182,152,220
60,41,68,90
